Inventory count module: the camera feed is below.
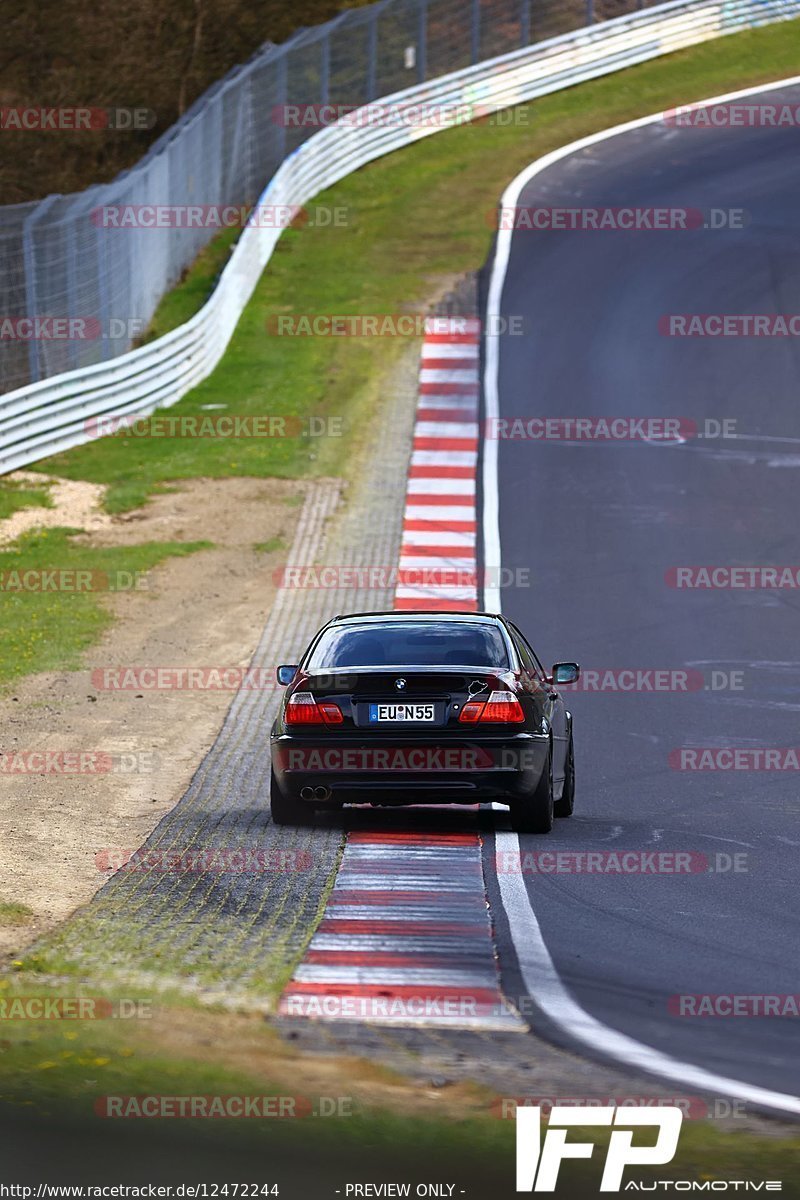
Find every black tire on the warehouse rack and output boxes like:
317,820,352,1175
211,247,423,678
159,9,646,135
270,768,315,826
554,730,575,818
510,745,554,834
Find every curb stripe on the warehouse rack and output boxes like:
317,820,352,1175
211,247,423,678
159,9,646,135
402,520,476,533
404,492,475,506
409,465,476,478
412,437,479,452
421,357,479,369
407,477,476,494
416,408,479,423
418,400,478,411
404,505,478,522
401,319,479,613
401,545,476,558
278,320,520,1029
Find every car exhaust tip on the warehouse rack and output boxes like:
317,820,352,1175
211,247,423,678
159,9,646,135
300,787,315,801
314,785,331,801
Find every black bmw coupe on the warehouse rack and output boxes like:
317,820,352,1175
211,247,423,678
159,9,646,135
269,610,579,833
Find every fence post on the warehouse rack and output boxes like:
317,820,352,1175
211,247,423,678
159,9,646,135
65,220,80,373
21,193,59,385
521,0,532,44
275,51,288,160
95,208,112,363
417,0,427,83
586,0,594,24
366,7,378,100
321,31,330,106
471,0,481,63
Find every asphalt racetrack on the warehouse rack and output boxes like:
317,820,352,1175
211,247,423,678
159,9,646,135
485,82,800,1104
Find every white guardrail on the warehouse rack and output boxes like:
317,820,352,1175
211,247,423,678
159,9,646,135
2,0,798,474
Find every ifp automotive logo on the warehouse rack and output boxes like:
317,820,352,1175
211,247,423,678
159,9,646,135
516,1105,682,1191
514,1106,783,1192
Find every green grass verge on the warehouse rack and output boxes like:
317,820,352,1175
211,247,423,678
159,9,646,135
254,535,287,554
0,904,34,927
0,478,53,521
0,992,508,1177
139,227,241,347
29,17,800,515
0,529,210,688
0,988,797,1188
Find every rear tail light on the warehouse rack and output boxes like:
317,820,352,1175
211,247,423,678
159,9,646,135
285,691,343,726
458,690,524,724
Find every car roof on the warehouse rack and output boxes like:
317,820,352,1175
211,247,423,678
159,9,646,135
327,610,505,627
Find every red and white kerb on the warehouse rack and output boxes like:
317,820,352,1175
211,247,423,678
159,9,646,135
395,317,480,612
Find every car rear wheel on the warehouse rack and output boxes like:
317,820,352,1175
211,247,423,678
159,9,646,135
510,745,554,835
554,729,575,818
270,768,315,826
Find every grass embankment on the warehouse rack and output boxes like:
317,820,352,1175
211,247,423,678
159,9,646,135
0,986,797,1190
0,530,209,687
0,477,53,520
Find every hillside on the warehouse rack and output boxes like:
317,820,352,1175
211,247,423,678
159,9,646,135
0,0,371,204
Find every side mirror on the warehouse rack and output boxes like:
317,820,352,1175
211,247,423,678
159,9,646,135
552,662,580,685
277,664,299,686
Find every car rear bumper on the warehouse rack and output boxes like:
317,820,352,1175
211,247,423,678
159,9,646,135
270,731,549,804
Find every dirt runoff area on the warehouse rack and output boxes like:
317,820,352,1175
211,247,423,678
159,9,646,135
0,475,310,960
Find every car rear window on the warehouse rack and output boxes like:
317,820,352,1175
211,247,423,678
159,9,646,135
306,622,510,670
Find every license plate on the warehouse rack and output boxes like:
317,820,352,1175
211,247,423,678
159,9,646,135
368,703,435,723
